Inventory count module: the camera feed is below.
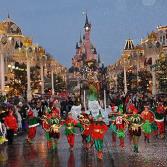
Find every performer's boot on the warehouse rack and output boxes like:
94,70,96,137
112,133,116,146
147,138,150,143
133,145,137,152
160,133,165,139
119,138,125,148
70,145,74,151
133,145,139,153
47,140,52,151
97,151,103,160
99,151,103,160
135,145,139,153
83,141,87,149
86,142,90,150
128,133,132,144
153,130,158,138
133,145,136,152
52,140,57,151
89,140,94,149
26,137,33,144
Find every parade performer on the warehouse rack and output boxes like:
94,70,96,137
118,103,124,114
127,103,137,144
26,109,39,144
154,102,165,138
141,105,155,143
42,107,52,150
90,111,108,160
78,108,93,149
64,112,82,151
108,103,118,146
129,109,142,153
51,100,61,117
42,107,62,151
15,102,23,132
4,108,18,145
115,111,127,148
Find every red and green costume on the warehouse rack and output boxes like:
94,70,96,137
129,113,142,153
42,110,62,151
127,104,138,144
64,115,82,151
154,104,165,138
27,110,39,143
78,112,93,149
108,105,118,145
115,114,126,148
90,113,108,160
141,109,155,142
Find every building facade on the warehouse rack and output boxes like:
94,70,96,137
0,15,66,97
108,25,167,95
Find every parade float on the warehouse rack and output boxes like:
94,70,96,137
68,14,109,122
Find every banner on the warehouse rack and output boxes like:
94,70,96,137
70,104,81,119
70,101,110,124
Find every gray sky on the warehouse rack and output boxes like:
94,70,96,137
0,0,166,67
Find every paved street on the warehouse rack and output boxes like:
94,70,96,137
0,127,167,167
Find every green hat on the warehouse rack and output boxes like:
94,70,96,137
118,104,124,114
45,106,51,113
96,110,103,120
89,111,92,116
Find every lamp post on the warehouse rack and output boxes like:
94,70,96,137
135,46,144,90
123,57,128,95
99,63,107,111
50,61,55,96
151,56,156,96
0,35,12,95
121,53,130,95
114,64,118,93
23,37,33,101
114,74,118,93
37,46,46,94
0,51,5,95
26,48,31,101
80,66,88,110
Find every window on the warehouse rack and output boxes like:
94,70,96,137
163,36,165,45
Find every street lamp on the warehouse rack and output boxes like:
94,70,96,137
99,63,107,111
50,60,55,96
135,46,144,89
23,37,33,101
80,65,89,110
113,64,118,93
0,35,12,95
37,46,46,94
122,54,130,95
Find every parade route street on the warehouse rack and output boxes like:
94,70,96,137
0,127,167,167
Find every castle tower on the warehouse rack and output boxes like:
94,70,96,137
84,14,92,61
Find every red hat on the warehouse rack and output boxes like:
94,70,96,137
28,110,33,116
133,108,138,114
128,104,135,111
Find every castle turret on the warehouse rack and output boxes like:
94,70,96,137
84,14,92,61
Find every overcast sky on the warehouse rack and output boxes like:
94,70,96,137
0,0,166,67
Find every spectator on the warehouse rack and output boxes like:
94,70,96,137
4,107,18,145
